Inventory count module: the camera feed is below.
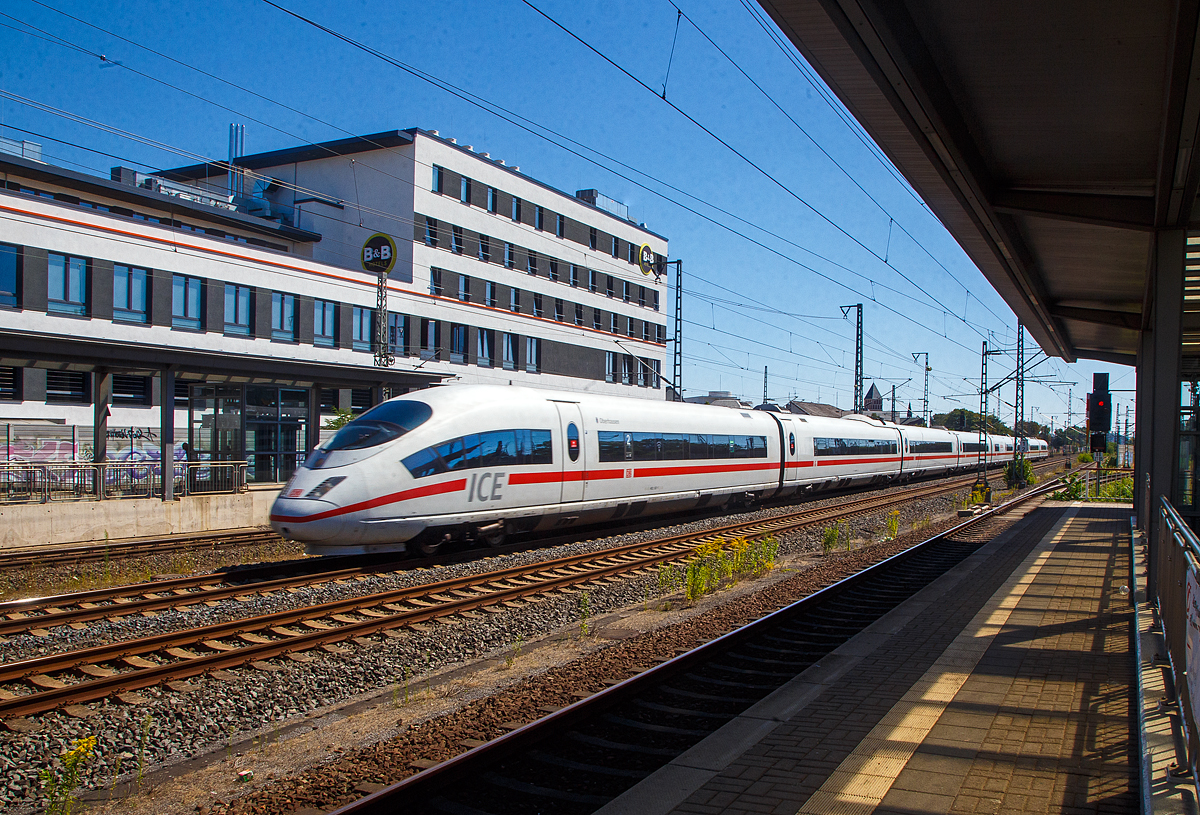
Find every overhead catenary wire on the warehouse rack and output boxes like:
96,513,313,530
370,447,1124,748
2,1,1051,415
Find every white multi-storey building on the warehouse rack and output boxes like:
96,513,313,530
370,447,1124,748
0,128,669,483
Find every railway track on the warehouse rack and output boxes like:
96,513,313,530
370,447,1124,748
0,528,282,573
326,479,1063,815
0,467,1057,721
2,461,1066,637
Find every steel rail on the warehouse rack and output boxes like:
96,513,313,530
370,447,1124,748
0,529,281,573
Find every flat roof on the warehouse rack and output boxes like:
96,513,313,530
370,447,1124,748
0,153,321,244
157,130,415,181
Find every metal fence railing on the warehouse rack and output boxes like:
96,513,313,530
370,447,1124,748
1154,497,1200,791
0,460,248,504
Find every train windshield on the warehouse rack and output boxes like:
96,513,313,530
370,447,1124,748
324,400,433,452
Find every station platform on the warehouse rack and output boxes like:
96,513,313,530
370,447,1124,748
598,503,1141,815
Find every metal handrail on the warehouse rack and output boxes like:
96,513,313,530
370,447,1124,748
1155,497,1200,797
0,460,249,503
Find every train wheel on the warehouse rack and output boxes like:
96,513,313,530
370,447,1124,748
481,529,507,547
409,532,445,558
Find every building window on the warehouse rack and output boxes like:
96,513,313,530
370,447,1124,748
478,329,495,367
611,235,619,257
421,318,439,360
112,374,150,405
460,176,472,204
649,358,661,388
593,308,602,330
113,264,148,323
452,225,464,254
502,333,518,371
556,213,565,238
642,320,651,341
606,275,615,298
653,290,660,311
457,274,470,302
589,227,597,250
510,288,521,312
486,281,497,308
535,206,545,230
225,284,252,335
46,371,88,403
574,303,583,326
314,299,336,347
512,196,522,222
623,354,635,385
271,292,296,341
388,312,405,356
589,269,598,293
505,242,515,268
628,243,637,264
171,274,202,329
611,313,620,334
657,324,667,344
0,366,19,401
0,244,19,309
527,252,538,275
352,306,373,351
424,216,439,247
570,265,580,288
605,351,615,383
430,268,443,297
548,260,558,282
432,165,444,193
49,253,88,316
555,298,564,322
622,280,631,302
628,317,638,338
526,337,541,373
638,286,647,308
450,323,467,363
488,187,497,213
533,293,544,318
479,235,491,263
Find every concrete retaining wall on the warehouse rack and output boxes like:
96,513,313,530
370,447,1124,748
0,485,280,549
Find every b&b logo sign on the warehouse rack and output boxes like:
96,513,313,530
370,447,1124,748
362,233,397,275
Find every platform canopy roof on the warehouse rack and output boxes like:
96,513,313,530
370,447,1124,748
759,0,1200,365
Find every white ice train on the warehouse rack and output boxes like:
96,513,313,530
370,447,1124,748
270,385,1048,556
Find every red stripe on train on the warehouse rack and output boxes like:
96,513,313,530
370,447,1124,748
270,478,467,523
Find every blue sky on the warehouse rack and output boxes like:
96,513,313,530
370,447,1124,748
0,0,1135,432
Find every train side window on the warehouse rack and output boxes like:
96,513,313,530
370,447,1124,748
437,438,467,470
597,431,624,462
789,433,795,456
402,447,447,479
479,431,518,466
689,434,710,459
567,424,580,462
632,432,661,461
461,434,482,469
530,430,553,464
661,433,686,460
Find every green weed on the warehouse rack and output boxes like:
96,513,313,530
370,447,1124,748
39,735,96,815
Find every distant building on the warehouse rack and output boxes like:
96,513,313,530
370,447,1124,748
863,382,884,412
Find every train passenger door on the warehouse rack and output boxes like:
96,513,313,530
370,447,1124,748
553,401,585,503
